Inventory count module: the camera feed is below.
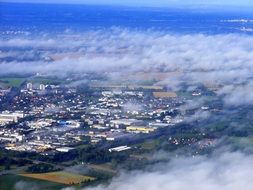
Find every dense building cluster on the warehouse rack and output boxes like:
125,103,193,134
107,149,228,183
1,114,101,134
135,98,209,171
0,80,218,156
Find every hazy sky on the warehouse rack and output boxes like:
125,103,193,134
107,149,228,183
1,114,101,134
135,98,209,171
2,0,253,7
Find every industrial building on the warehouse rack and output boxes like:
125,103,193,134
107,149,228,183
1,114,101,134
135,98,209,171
126,126,156,134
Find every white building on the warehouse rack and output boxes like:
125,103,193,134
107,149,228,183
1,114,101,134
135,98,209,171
39,84,46,91
109,146,131,152
56,147,75,152
110,119,142,128
0,111,24,123
27,82,33,90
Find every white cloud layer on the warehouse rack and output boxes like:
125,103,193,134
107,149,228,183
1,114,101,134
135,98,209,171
2,29,253,106
2,30,253,78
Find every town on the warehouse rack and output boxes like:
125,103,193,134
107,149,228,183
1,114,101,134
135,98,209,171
0,80,183,152
0,76,219,156
0,75,222,188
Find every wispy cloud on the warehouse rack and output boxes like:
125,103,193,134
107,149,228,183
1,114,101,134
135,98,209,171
59,151,253,190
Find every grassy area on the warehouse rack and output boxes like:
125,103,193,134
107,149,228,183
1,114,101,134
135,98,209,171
0,174,65,190
76,144,90,149
176,91,193,99
229,136,253,147
19,171,95,185
88,164,116,175
140,139,160,150
205,121,229,132
0,76,63,89
0,77,26,88
29,78,61,85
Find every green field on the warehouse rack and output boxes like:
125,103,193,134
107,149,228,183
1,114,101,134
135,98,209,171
20,171,95,185
0,78,26,88
228,136,253,147
0,174,66,190
0,77,63,89
29,78,61,85
140,139,160,150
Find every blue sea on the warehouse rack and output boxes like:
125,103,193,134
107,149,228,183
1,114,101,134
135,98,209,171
1,2,253,35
